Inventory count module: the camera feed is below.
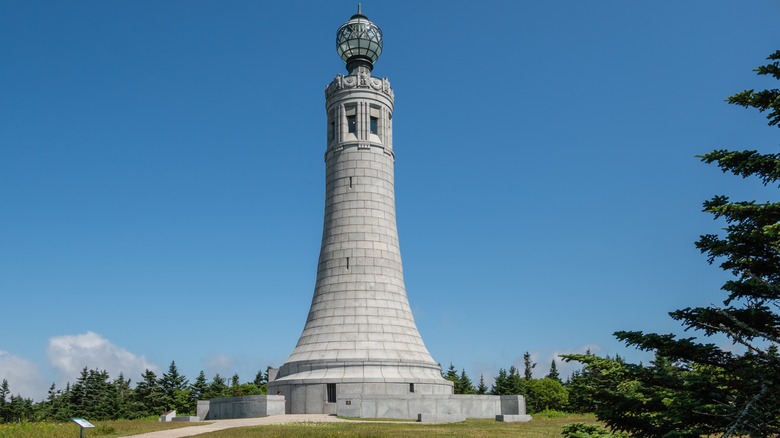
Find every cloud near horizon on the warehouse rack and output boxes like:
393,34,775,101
0,351,46,400
47,331,158,384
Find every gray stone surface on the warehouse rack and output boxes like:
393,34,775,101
264,11,531,422
196,401,209,421
334,394,528,421
499,395,527,415
171,416,200,422
496,414,533,423
268,54,453,415
203,395,285,420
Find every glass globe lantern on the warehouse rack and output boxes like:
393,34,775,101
336,7,383,72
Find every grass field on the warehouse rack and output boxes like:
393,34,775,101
199,412,601,438
0,412,600,437
0,418,205,438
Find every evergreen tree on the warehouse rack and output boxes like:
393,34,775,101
62,368,116,420
253,369,266,387
6,395,34,423
160,361,190,412
96,377,121,421
523,352,536,380
456,369,476,394
113,373,133,420
547,358,561,382
204,373,228,400
134,369,165,417
606,50,780,437
250,367,270,395
490,368,510,395
508,365,527,395
230,373,242,397
565,369,596,413
0,379,9,423
476,374,488,395
444,363,458,383
190,370,209,408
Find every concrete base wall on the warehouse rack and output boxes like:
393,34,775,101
337,394,528,420
199,395,285,420
497,414,533,422
269,381,453,415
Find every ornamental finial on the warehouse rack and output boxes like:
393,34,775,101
336,7,383,73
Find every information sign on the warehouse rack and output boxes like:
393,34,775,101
71,418,95,428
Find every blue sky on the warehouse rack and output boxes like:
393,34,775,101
1,0,778,400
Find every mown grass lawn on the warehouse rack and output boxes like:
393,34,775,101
0,418,207,438
0,412,600,437
199,413,600,438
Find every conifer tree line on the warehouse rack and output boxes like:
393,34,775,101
442,351,598,414
1,354,601,423
0,361,273,423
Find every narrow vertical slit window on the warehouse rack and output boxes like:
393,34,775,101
349,176,353,189
409,383,415,393
327,110,335,141
369,105,381,138
327,384,337,403
345,105,357,135
346,257,350,270
347,115,356,133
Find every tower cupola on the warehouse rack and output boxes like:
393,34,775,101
336,4,383,73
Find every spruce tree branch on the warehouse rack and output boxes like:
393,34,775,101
712,305,780,346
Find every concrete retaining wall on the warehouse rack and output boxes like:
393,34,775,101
199,395,285,420
336,394,528,420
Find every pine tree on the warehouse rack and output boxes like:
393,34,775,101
190,370,208,406
160,361,190,413
113,373,132,420
0,379,10,423
490,368,509,395
134,369,165,416
523,352,536,380
456,369,476,394
547,358,561,382
476,374,488,395
444,363,458,383
253,369,266,387
7,395,34,422
230,373,242,397
508,366,527,395
204,374,228,400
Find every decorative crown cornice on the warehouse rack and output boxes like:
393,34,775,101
325,68,393,100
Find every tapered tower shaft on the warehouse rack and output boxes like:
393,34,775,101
268,9,451,414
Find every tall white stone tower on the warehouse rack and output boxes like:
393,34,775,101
268,6,453,414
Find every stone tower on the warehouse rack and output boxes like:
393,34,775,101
268,7,453,414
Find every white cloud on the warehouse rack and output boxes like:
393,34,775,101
47,332,158,384
0,351,47,401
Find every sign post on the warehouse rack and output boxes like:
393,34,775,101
71,417,95,438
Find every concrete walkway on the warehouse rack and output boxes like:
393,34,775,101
127,414,352,437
